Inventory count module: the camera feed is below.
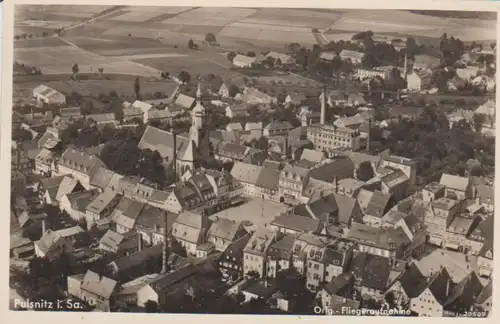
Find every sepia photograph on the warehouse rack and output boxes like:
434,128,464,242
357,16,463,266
5,1,497,318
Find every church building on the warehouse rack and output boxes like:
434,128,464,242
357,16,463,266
138,83,212,179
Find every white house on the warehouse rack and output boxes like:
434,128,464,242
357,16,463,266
33,85,66,105
232,54,257,68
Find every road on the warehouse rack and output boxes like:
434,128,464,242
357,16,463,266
60,6,127,34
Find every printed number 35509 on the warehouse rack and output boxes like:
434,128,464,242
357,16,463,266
463,312,487,317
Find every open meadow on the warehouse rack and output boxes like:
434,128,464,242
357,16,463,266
13,79,178,99
14,44,161,77
132,55,240,80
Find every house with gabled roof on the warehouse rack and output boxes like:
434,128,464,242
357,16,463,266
60,189,100,221
384,262,427,308
319,273,359,314
408,267,454,317
230,161,280,201
57,148,106,189
34,229,74,260
99,230,140,257
443,271,483,316
34,148,56,176
270,213,322,236
85,190,121,229
33,84,66,105
172,210,210,255
475,280,492,314
350,252,392,301
40,175,82,206
439,173,473,200
362,190,393,228
108,244,163,282
265,234,295,278
243,228,278,278
206,217,247,252
79,270,118,311
219,232,252,280
110,196,145,234
134,205,177,246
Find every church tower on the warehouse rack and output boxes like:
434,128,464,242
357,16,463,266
189,83,211,158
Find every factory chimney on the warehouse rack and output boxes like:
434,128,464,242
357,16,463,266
320,84,327,124
173,132,177,181
161,211,170,275
403,51,408,82
366,119,372,154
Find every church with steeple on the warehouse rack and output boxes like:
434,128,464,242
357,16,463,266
189,83,211,159
138,83,213,179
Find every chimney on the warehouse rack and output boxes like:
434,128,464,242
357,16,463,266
320,85,327,124
446,278,451,296
403,52,408,82
31,107,34,120
366,119,372,154
41,219,46,236
173,132,177,180
137,231,143,252
16,149,21,169
284,137,289,158
161,211,169,274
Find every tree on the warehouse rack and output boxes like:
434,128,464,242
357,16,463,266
205,33,216,44
178,71,191,84
42,32,48,37
134,77,141,100
473,113,486,133
144,300,159,313
227,51,237,62
12,127,33,142
247,51,256,57
228,84,240,97
98,68,104,77
188,39,195,49
71,63,79,80
246,270,260,280
356,161,375,181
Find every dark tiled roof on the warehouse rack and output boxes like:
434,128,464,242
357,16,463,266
365,190,392,218
444,272,483,311
110,244,163,271
351,252,391,291
392,262,427,298
267,234,295,260
271,214,321,233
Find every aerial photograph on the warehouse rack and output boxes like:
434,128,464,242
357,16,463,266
9,5,495,317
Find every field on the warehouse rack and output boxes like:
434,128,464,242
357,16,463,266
324,10,496,40
62,35,172,56
13,79,178,99
132,55,240,79
14,45,161,77
110,7,193,22
241,8,343,29
219,22,317,45
14,37,68,48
